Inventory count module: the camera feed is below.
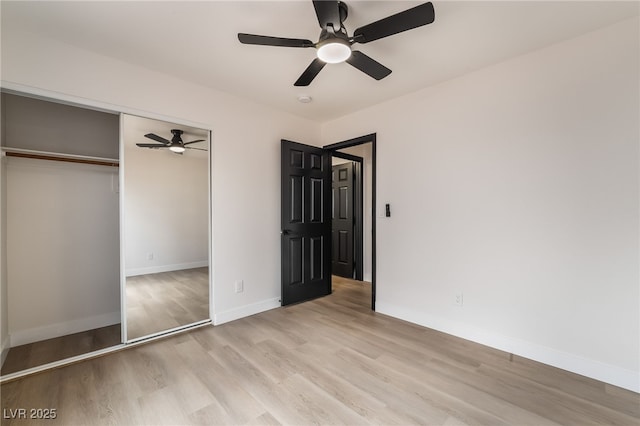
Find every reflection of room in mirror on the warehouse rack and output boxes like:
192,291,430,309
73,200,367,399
122,114,210,342
126,268,209,339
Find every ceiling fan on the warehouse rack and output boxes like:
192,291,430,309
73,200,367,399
136,129,207,154
238,1,435,86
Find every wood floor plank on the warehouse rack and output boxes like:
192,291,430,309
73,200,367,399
2,276,638,425
126,267,209,340
1,325,121,375
374,352,534,426
473,362,639,425
257,336,400,424
174,340,266,423
207,344,312,425
293,338,433,425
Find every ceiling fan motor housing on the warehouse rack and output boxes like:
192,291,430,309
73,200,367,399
317,26,352,64
171,129,183,142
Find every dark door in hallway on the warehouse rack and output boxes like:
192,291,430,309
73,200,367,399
332,162,354,278
281,140,331,306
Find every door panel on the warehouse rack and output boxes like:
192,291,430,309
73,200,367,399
281,140,331,306
338,186,348,218
338,231,349,262
332,162,354,278
289,237,304,285
310,177,324,222
290,176,304,223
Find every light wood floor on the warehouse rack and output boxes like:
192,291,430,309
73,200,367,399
2,276,638,425
1,325,121,376
126,267,209,340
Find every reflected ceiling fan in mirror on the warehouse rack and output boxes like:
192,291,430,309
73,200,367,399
238,1,435,86
136,129,207,154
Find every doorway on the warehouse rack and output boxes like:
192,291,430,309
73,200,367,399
280,134,376,309
331,153,363,280
325,134,376,310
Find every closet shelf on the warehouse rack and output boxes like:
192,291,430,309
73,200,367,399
2,147,119,168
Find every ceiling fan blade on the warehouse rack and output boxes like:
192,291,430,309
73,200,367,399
183,139,206,146
144,133,171,144
238,33,314,48
353,2,435,44
185,147,208,151
294,58,327,86
346,51,392,80
313,0,341,29
136,143,169,148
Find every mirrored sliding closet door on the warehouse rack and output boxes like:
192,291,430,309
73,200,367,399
121,114,210,342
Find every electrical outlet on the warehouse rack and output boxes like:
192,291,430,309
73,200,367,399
147,252,154,261
455,292,464,307
235,280,244,293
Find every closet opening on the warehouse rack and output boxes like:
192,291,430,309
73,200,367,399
1,92,122,375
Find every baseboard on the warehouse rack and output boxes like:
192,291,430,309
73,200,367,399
376,301,640,393
1,335,10,368
213,298,280,326
126,260,208,277
10,311,121,347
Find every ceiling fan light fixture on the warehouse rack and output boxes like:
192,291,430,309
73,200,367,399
317,40,351,64
169,145,185,153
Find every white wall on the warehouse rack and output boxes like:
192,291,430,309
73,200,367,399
123,115,209,276
1,94,121,348
0,28,321,326
0,0,6,368
6,158,120,345
322,18,640,392
0,153,8,364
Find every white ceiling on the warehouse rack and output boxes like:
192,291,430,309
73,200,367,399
2,1,638,123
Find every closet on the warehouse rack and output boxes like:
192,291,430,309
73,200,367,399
0,92,213,378
0,93,121,374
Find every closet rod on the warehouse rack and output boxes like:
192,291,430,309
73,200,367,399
4,151,119,168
